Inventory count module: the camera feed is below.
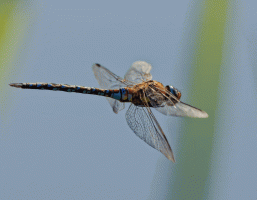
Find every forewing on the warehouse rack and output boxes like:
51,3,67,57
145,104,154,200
92,63,131,113
156,101,208,118
124,61,153,84
125,104,175,162
146,84,208,118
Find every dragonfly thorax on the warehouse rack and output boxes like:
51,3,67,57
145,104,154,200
130,80,168,107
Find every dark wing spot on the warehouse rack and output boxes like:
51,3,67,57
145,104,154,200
95,63,101,67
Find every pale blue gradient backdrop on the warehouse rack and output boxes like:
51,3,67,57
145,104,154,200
1,0,257,199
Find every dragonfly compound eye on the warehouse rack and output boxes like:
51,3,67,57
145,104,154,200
166,85,182,100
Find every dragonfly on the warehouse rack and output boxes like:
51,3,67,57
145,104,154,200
10,61,208,162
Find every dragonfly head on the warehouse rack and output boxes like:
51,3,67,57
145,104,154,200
166,85,181,100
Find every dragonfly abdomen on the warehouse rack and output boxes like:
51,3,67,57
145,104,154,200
9,82,133,101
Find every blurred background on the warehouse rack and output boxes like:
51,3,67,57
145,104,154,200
1,0,257,199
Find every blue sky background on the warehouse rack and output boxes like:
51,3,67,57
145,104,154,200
1,0,257,199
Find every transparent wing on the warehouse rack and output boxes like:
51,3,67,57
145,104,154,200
155,101,208,118
145,84,208,118
125,103,175,162
124,61,153,84
92,63,134,88
92,63,133,114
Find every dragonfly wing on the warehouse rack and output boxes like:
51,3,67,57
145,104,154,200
156,101,208,118
146,84,208,118
92,63,130,113
106,98,125,114
124,61,153,84
92,63,134,88
125,103,175,162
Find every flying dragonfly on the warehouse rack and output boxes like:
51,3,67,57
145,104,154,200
10,61,208,162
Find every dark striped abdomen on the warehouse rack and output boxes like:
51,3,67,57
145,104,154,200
9,82,133,102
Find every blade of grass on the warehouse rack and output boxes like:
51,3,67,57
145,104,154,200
168,0,232,199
